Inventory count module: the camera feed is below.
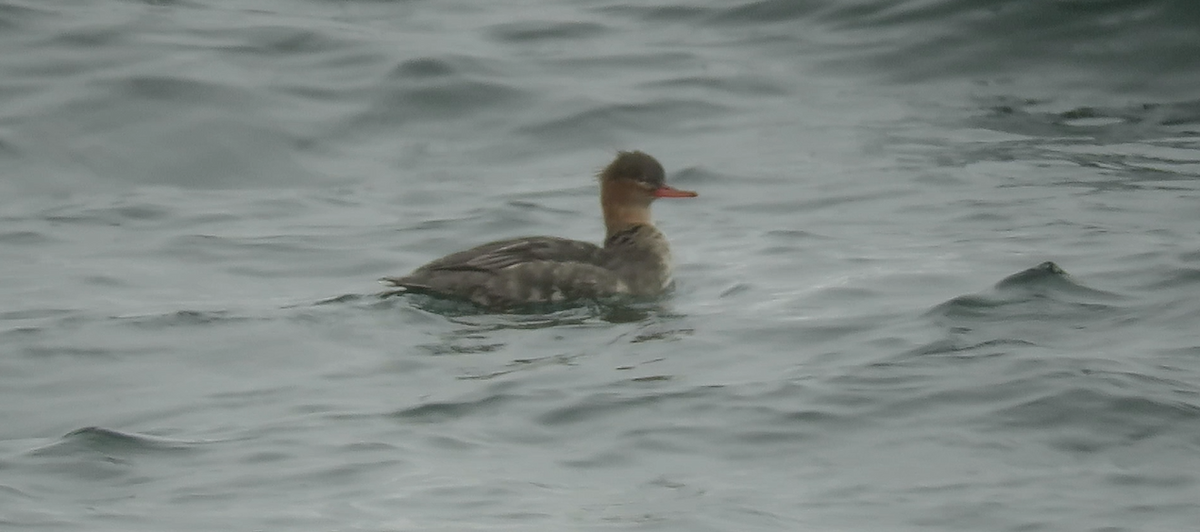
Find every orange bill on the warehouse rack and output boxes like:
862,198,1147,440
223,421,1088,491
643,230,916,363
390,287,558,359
653,185,698,198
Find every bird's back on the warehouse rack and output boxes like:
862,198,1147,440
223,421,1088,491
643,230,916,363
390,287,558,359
383,236,628,308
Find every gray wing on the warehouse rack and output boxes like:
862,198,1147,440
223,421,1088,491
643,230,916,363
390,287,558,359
408,236,606,273
382,237,621,307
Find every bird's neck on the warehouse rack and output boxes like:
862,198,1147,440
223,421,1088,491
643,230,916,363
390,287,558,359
600,181,653,240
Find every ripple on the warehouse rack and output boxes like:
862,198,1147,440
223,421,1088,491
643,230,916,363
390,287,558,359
110,75,240,102
0,230,53,245
0,3,46,32
488,20,608,42
391,393,516,423
225,26,352,56
30,197,185,227
160,233,338,277
547,50,700,70
360,77,528,124
385,54,499,80
595,4,713,23
708,0,824,24
535,386,716,427
641,73,787,97
989,385,1200,453
117,309,252,329
20,346,117,359
516,98,727,146
975,98,1200,142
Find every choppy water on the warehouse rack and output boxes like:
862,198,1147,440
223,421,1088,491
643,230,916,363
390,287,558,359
3,0,1200,530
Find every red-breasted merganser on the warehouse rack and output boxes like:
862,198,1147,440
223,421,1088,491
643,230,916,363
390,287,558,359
382,151,697,309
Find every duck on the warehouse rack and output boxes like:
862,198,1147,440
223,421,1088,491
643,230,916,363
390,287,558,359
381,151,697,309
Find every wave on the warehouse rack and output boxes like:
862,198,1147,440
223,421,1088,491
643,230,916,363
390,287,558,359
927,261,1123,326
27,426,201,457
816,0,1200,89
655,0,1200,96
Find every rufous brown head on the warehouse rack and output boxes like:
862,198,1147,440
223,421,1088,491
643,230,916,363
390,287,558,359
600,151,698,199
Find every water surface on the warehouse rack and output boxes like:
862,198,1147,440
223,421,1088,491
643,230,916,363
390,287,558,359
2,0,1199,530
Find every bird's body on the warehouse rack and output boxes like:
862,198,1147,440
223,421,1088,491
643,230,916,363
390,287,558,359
383,151,696,309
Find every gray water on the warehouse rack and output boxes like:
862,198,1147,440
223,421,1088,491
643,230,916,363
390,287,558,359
3,1,1200,530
